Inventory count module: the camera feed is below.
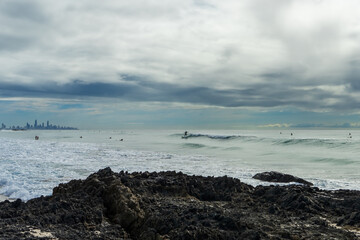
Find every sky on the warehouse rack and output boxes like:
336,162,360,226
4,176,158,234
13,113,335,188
1,0,360,129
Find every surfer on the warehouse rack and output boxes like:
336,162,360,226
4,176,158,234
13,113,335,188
182,131,189,139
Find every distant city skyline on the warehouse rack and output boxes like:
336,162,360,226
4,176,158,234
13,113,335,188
1,120,77,130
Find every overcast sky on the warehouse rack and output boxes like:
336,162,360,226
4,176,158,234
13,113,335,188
1,0,360,129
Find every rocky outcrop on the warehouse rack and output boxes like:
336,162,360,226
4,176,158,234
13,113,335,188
253,171,313,186
0,168,359,239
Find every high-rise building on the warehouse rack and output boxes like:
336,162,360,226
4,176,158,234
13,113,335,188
47,121,49,128
34,120,38,128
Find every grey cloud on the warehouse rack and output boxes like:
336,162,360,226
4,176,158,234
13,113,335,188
261,73,286,79
0,76,359,111
0,0,359,115
193,0,215,9
347,70,360,91
0,1,50,53
0,34,33,52
345,51,360,91
0,0,47,22
248,0,352,85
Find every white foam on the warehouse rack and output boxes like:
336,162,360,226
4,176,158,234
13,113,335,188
0,137,214,200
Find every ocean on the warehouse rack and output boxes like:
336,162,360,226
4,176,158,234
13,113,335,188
0,129,359,201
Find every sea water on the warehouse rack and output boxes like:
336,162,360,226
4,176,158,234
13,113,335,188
0,129,359,201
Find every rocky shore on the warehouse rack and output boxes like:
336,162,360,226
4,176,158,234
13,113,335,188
0,168,359,239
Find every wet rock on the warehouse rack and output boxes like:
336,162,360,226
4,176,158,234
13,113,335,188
253,171,313,186
0,168,358,239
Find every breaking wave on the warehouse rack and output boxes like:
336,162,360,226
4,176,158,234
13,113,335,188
177,132,355,149
180,133,257,141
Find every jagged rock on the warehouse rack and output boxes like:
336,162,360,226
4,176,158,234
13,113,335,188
103,179,145,230
0,168,358,239
253,171,313,186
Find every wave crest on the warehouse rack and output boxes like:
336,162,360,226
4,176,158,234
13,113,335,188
182,133,256,140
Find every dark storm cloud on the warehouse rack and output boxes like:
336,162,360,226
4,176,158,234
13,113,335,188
0,81,135,99
1,76,359,111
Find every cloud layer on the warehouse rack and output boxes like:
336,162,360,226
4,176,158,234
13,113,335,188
1,0,360,114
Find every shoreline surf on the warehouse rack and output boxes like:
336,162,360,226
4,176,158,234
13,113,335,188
1,129,360,201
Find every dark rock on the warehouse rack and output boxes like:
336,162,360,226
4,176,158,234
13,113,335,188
0,168,358,239
253,171,313,186
338,212,360,227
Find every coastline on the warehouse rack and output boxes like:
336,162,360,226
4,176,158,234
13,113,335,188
0,168,359,239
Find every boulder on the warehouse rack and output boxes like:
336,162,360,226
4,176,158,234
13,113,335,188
253,171,313,186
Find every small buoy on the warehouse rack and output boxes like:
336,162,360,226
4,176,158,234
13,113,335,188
35,136,39,140
80,136,82,138
120,139,123,141
109,137,112,139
